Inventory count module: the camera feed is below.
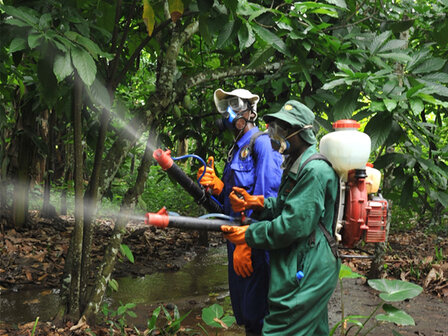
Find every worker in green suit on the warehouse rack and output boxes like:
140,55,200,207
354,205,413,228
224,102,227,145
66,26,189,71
222,100,341,335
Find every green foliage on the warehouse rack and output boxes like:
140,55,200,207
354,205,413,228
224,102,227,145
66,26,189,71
108,278,119,292
30,317,39,336
101,301,137,335
119,244,135,264
200,303,236,330
144,304,192,335
331,265,423,336
139,167,204,216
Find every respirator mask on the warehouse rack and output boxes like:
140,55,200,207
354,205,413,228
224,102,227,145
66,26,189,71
215,96,253,132
268,121,313,154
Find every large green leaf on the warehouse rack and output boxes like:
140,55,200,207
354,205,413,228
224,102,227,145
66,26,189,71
364,112,393,151
377,52,411,63
379,39,407,52
368,279,422,302
9,38,27,53
333,89,360,120
71,47,96,86
248,46,275,68
422,72,448,83
28,33,42,49
369,31,391,55
1,5,39,26
409,98,424,115
216,20,235,48
322,78,347,90
238,22,255,50
252,24,290,56
53,53,74,82
376,304,415,326
89,79,112,110
202,304,224,328
412,57,446,74
383,99,397,112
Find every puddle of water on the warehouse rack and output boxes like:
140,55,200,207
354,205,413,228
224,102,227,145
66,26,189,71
111,244,229,304
0,245,244,334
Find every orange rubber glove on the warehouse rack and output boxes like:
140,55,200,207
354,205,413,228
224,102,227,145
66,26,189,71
196,156,224,195
233,243,253,278
229,187,264,213
221,225,248,245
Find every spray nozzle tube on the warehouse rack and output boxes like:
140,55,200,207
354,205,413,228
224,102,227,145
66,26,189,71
153,149,174,170
145,207,241,232
145,207,170,228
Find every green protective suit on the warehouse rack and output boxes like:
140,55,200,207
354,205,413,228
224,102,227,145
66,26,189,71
245,146,341,336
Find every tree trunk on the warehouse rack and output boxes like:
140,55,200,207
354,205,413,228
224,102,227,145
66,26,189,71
83,121,156,321
66,73,84,320
12,97,36,229
42,109,57,218
81,102,112,310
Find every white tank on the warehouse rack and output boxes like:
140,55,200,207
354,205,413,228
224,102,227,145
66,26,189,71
365,163,381,194
319,119,371,181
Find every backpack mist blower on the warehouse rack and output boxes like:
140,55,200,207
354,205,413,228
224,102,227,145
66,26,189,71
319,119,389,249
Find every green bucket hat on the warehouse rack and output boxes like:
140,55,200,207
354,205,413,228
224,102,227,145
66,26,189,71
264,100,317,144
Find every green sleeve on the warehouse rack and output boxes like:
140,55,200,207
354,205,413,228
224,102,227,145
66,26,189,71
253,196,279,220
245,164,328,250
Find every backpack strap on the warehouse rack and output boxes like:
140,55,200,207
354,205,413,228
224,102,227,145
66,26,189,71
247,131,269,162
297,153,340,259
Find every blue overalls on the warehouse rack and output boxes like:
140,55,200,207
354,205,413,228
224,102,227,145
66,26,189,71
219,127,283,334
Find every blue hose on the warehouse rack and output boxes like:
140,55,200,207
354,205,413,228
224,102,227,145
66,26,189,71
172,154,223,210
199,213,234,220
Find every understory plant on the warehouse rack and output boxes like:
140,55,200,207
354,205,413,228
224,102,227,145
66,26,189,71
331,264,423,336
198,303,236,335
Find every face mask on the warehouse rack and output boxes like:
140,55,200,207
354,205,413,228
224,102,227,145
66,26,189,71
268,122,290,154
268,122,313,154
216,106,250,133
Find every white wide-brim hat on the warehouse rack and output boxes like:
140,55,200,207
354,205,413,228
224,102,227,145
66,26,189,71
214,88,260,112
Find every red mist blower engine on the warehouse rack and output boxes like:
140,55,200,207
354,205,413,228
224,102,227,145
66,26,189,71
320,119,389,248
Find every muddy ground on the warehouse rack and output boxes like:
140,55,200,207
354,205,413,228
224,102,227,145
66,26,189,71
0,212,447,335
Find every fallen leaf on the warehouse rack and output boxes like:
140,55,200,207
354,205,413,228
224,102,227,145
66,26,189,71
213,317,229,329
40,289,52,296
400,271,408,281
423,256,433,264
424,268,440,288
70,315,88,331
38,273,48,281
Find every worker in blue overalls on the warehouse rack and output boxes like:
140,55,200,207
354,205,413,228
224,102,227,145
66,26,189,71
197,88,283,336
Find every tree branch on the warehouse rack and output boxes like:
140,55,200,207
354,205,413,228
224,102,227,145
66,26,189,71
176,62,284,93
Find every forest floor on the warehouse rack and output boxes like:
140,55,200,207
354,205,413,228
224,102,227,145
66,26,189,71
0,211,447,335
